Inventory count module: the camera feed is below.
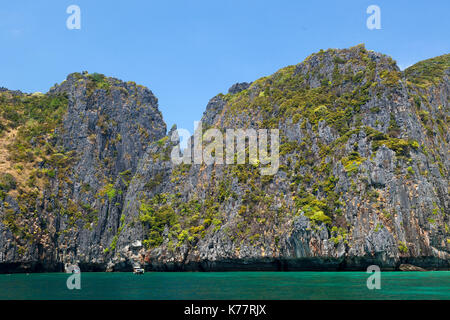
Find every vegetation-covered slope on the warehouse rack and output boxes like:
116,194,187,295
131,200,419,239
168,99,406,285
0,45,449,272
117,45,449,270
0,72,165,271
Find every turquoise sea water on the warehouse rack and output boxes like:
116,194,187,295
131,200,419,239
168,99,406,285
0,271,448,300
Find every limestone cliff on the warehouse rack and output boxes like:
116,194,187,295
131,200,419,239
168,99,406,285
0,45,449,272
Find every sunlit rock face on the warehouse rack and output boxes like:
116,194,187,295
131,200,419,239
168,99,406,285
0,47,449,272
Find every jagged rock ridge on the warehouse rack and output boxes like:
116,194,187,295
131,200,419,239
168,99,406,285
0,46,449,272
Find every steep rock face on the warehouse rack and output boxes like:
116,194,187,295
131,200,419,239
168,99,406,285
116,45,449,271
0,72,166,272
0,46,449,272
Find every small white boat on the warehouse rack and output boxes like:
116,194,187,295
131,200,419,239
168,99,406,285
72,266,80,274
133,267,144,274
65,264,80,274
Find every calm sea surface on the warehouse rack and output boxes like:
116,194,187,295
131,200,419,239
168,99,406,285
0,271,448,300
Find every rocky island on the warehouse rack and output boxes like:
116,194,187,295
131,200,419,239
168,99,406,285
0,45,449,272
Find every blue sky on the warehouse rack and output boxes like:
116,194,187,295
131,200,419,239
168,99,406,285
1,0,449,133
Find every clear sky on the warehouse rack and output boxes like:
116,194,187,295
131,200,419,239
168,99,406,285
1,0,449,133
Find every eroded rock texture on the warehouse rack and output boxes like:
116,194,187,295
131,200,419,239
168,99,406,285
0,46,449,272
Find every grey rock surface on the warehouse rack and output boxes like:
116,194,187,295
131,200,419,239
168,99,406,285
0,47,449,272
